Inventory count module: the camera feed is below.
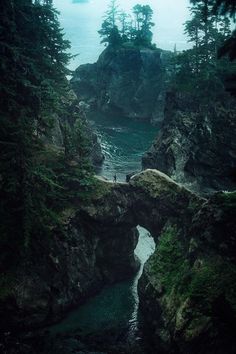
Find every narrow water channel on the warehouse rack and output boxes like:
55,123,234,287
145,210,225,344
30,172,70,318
88,111,159,181
48,114,158,352
50,227,155,339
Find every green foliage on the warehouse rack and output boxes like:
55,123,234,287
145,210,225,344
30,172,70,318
132,4,154,46
149,224,236,317
150,225,190,294
98,1,155,48
98,22,122,46
212,191,236,208
0,1,94,270
189,0,236,95
187,258,236,312
98,0,122,46
170,0,236,98
191,0,236,18
0,273,15,301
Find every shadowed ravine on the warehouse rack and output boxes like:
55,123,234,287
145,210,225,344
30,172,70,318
47,115,158,350
49,226,155,345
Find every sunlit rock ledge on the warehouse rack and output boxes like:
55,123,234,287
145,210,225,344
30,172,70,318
1,170,236,354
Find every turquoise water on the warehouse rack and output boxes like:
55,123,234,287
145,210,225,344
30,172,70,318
49,112,158,348
89,112,159,181
50,227,155,341
54,0,190,69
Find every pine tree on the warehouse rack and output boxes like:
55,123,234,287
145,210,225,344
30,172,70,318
118,11,130,41
173,0,235,97
98,2,155,48
191,0,236,60
132,4,154,46
98,0,122,46
0,0,91,269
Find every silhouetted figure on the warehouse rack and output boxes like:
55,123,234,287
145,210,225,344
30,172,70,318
113,174,117,183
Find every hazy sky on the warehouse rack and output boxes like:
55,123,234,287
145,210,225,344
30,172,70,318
54,0,191,68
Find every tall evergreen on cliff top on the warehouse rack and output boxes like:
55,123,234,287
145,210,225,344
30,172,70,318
98,1,155,48
172,0,236,97
0,0,91,269
98,0,122,46
191,0,236,60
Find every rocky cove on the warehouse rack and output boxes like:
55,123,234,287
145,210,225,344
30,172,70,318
1,7,236,353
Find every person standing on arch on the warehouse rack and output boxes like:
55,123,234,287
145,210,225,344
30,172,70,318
113,173,117,183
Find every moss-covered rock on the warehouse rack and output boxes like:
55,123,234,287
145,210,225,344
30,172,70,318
1,169,235,354
139,190,236,354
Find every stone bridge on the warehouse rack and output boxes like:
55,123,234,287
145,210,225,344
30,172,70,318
4,169,236,354
77,169,203,282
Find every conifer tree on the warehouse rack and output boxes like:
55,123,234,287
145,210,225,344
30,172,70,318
98,0,122,46
173,0,235,97
132,4,154,46
191,0,236,60
0,0,89,268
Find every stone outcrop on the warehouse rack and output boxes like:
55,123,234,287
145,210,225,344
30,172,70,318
142,92,236,194
1,170,235,354
139,189,236,354
50,89,104,166
0,198,138,331
71,46,171,124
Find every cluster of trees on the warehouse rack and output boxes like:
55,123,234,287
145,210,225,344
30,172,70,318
172,0,236,97
98,0,155,48
0,0,93,269
192,0,236,60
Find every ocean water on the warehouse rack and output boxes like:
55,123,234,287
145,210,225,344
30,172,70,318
48,114,158,349
90,112,159,181
49,226,155,347
47,1,173,349
54,0,190,70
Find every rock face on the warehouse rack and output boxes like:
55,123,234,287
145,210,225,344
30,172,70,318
50,89,104,167
1,170,235,354
139,190,236,354
71,46,170,124
142,92,236,194
0,196,139,331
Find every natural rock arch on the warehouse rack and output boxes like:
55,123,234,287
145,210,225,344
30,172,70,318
77,170,236,354
3,169,236,354
77,169,203,282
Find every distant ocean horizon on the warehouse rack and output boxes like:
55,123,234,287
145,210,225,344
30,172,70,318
54,0,190,70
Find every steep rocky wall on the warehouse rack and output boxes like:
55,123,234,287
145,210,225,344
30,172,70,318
50,89,104,166
0,170,200,331
1,170,235,354
71,46,170,124
0,200,139,331
76,170,236,354
142,92,236,194
139,191,236,354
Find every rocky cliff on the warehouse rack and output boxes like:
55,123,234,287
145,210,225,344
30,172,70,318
50,89,104,167
0,184,139,331
142,92,236,194
139,189,236,354
1,170,235,354
71,46,170,124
